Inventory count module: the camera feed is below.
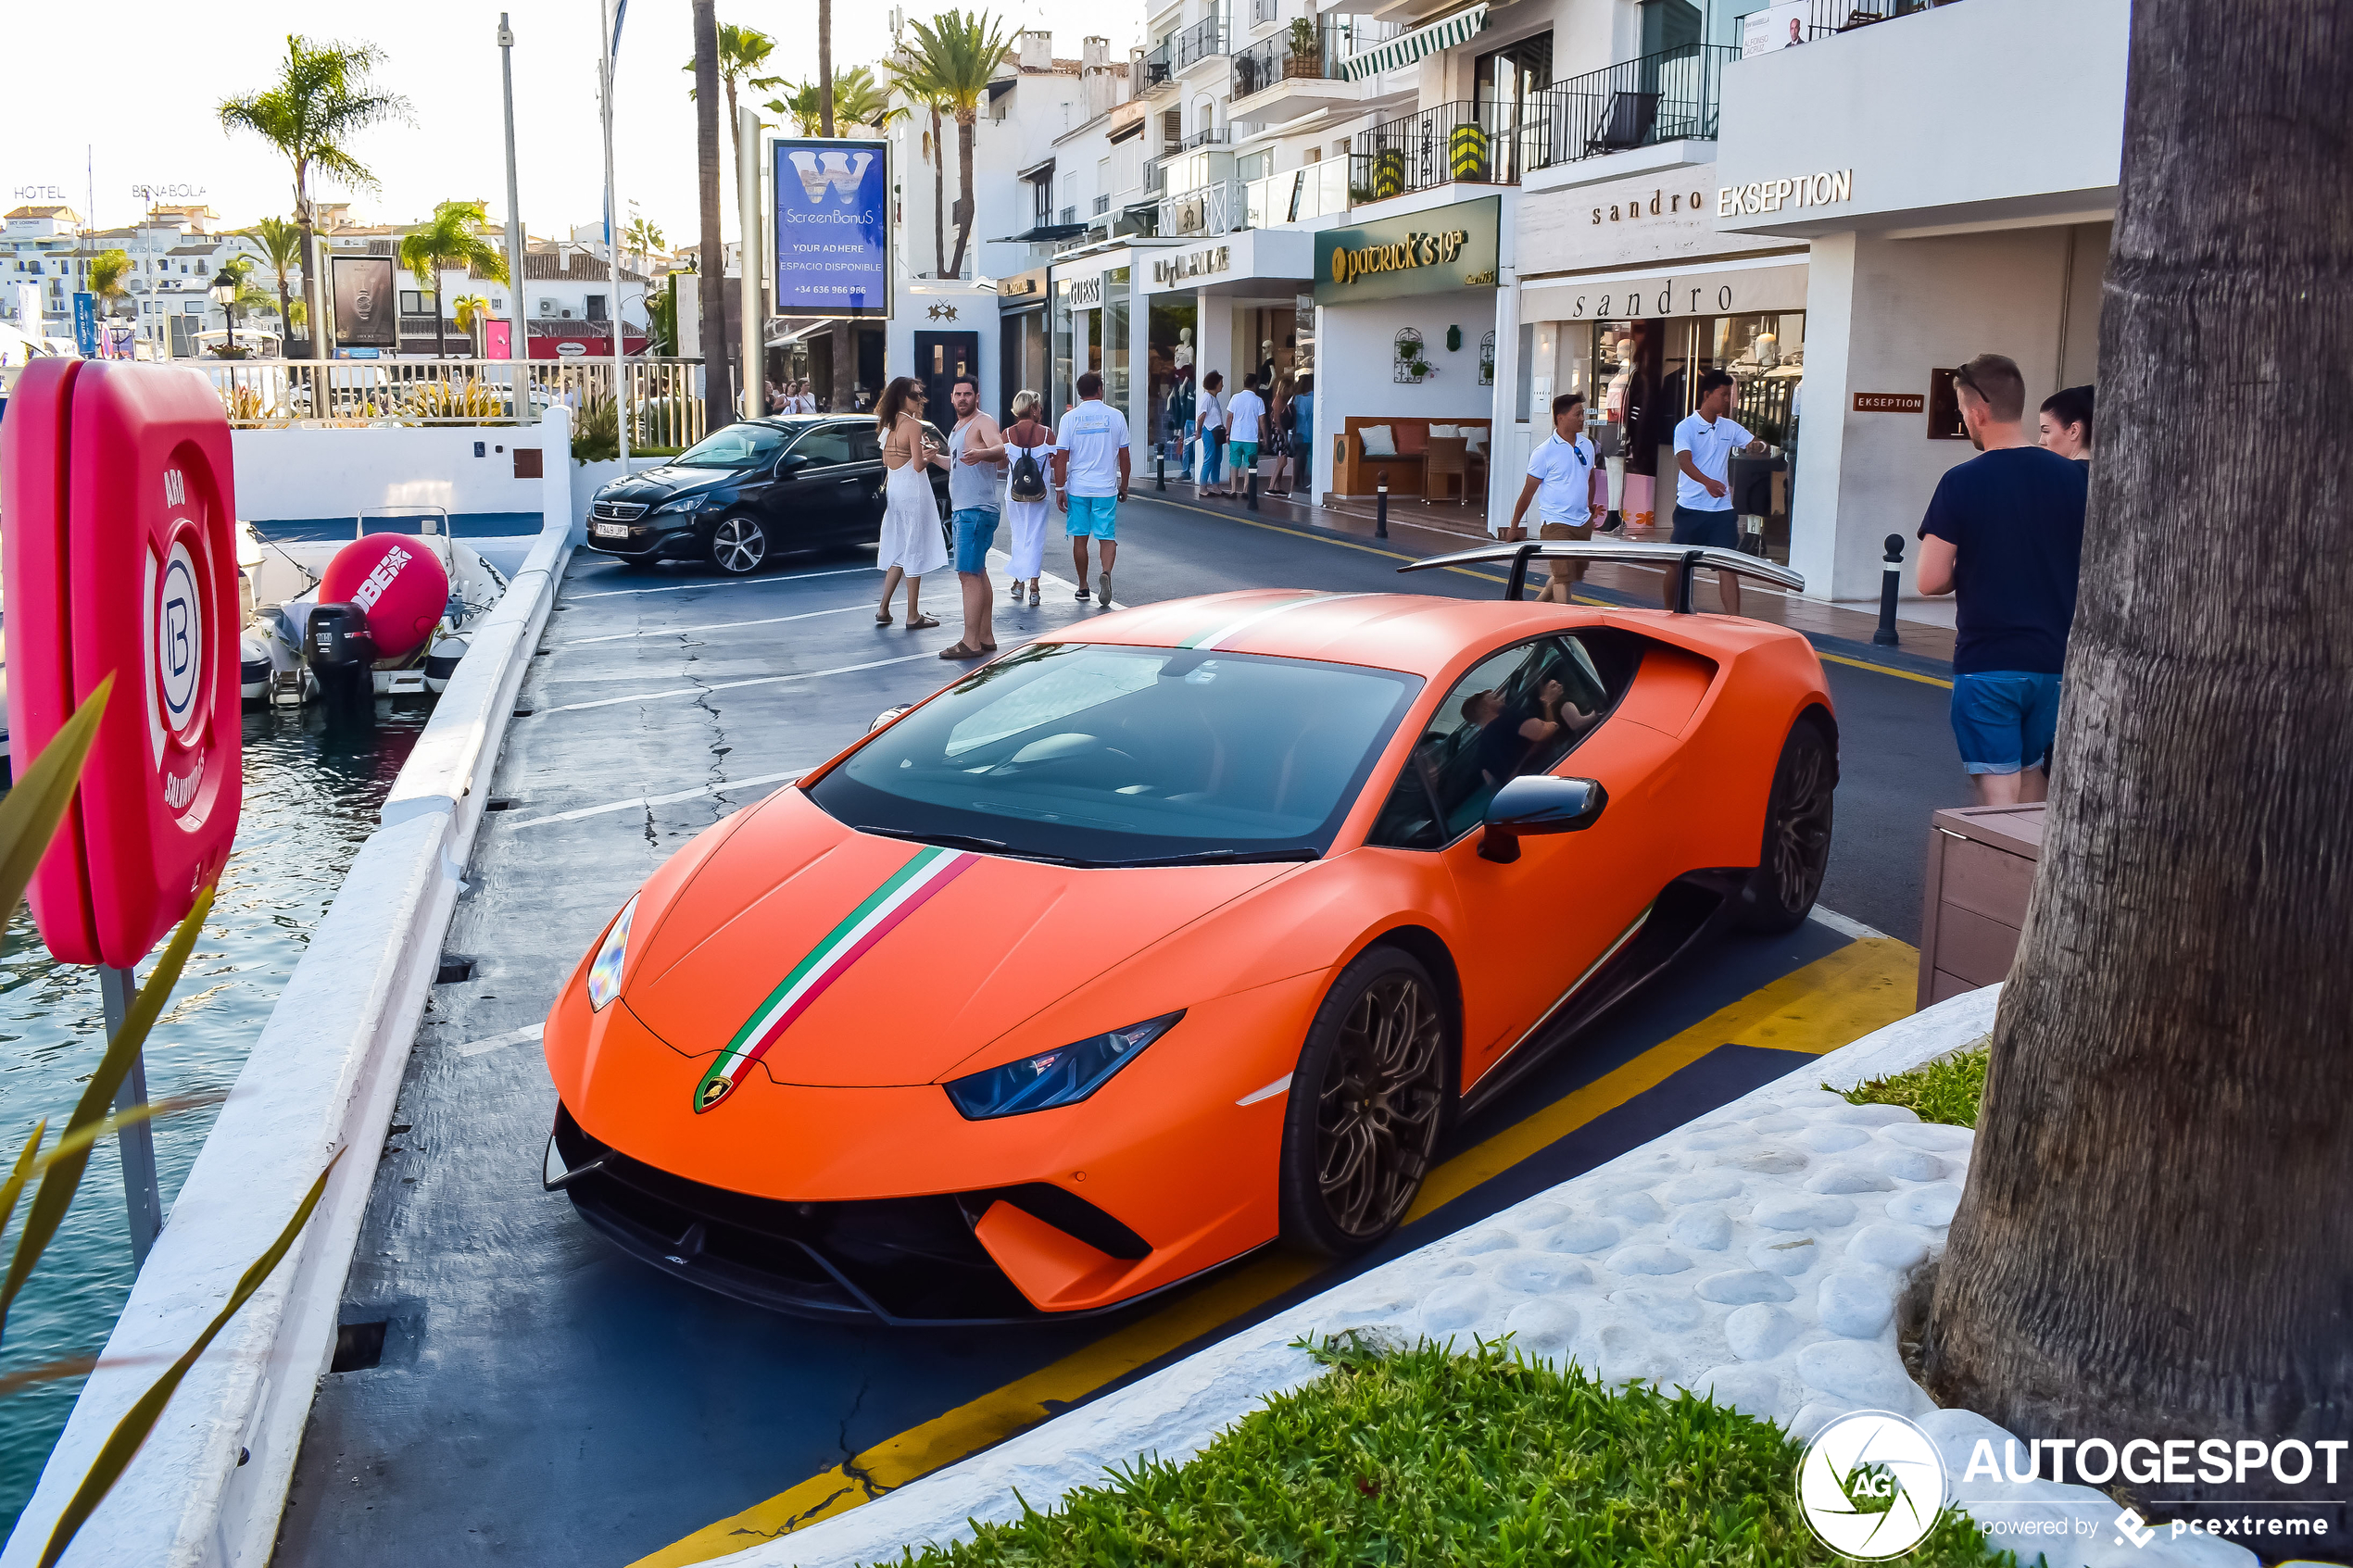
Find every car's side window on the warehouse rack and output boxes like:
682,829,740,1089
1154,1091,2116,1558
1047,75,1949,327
791,425,859,467
1366,635,1621,850
847,426,883,463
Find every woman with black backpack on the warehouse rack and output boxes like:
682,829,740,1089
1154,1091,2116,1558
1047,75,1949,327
1001,390,1053,607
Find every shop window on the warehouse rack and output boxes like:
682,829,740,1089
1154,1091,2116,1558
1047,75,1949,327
1238,150,1271,182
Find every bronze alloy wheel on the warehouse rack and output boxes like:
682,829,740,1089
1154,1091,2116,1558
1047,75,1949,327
1741,721,1835,932
1278,947,1452,1255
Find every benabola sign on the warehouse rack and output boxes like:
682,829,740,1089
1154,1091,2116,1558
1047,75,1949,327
0,360,244,967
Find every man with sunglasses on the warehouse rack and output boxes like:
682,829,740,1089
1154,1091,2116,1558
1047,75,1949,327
1916,352,2090,805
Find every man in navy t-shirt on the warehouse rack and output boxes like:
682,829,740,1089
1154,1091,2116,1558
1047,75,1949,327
1916,352,2089,805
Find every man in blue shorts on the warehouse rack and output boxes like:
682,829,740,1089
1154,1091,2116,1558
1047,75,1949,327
1053,370,1131,606
1667,368,1767,615
1916,352,2088,805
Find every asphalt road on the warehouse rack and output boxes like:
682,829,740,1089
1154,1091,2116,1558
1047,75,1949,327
276,495,1967,1568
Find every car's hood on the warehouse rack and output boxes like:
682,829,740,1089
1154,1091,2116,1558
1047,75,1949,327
603,465,738,503
622,789,1291,1088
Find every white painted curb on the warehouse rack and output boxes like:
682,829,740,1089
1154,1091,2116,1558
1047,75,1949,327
740,984,2246,1568
1,431,576,1568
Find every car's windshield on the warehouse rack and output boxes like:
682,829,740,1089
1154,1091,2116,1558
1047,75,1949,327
672,422,790,468
807,642,1422,865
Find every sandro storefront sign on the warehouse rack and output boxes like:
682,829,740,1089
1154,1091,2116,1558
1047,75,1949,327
1313,195,1500,307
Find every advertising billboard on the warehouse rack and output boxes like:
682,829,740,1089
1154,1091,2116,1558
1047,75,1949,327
773,139,890,319
332,255,398,347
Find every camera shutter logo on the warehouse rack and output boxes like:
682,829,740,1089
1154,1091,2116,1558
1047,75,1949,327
1796,1410,1947,1560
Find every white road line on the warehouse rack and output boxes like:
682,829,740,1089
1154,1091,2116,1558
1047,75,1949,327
1808,905,1892,943
566,604,862,645
500,771,804,830
535,651,937,714
566,564,877,600
454,1022,546,1058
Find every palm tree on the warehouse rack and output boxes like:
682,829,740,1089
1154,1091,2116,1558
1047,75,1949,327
450,294,491,355
690,0,731,428
397,200,509,360
218,36,410,360
896,10,1013,280
250,216,304,347
682,23,782,197
764,67,899,137
884,56,953,278
1925,0,2353,1530
85,249,132,320
819,3,836,136
622,216,664,280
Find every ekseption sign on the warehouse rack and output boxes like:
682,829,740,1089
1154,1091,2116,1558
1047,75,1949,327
773,138,890,320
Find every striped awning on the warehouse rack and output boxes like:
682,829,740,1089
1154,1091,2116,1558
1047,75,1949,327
1340,4,1490,82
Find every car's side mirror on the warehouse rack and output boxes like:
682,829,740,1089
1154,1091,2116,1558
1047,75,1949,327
774,452,811,477
1477,775,1606,863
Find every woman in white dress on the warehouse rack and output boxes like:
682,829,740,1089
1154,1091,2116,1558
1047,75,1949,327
874,376,950,628
1000,389,1052,607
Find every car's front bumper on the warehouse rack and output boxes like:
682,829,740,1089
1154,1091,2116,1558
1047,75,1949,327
583,521,697,561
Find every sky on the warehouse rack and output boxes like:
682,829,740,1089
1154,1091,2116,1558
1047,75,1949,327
6,0,1143,247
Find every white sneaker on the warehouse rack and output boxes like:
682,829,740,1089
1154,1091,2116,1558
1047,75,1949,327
1098,572,1113,608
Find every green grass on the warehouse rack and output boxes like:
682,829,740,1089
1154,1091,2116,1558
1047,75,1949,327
1835,1043,1990,1129
875,1337,2014,1567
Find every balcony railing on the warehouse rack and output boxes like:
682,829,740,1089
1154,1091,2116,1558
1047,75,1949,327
1244,159,1352,228
1135,41,1174,93
1158,180,1241,240
1172,125,1232,151
1529,44,1734,169
1348,99,1534,202
1230,19,1400,100
1172,13,1228,70
1787,0,1951,40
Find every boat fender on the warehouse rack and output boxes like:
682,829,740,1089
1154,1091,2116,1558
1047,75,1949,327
424,634,470,695
239,631,273,704
320,534,451,661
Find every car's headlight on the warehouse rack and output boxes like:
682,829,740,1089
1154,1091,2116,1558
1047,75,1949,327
654,495,710,516
943,1011,1184,1120
585,896,639,1010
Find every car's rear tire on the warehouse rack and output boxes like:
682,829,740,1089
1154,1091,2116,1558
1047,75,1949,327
708,516,769,575
1738,719,1835,933
1277,946,1452,1259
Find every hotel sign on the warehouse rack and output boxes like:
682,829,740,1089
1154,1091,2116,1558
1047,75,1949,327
1314,195,1500,307
1718,169,1854,218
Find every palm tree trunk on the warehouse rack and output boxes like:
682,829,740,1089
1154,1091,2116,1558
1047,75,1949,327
433,270,449,359
948,111,977,280
1925,0,2352,1541
930,107,947,280
818,1,836,137
296,174,322,361
692,0,733,429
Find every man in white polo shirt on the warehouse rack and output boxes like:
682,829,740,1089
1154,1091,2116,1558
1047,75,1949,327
1052,370,1131,606
1668,368,1767,614
1504,391,1608,604
1223,374,1267,497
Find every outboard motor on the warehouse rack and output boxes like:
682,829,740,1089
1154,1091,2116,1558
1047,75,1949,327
305,602,376,726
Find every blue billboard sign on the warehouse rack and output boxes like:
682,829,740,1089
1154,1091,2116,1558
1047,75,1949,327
71,292,97,357
772,139,890,319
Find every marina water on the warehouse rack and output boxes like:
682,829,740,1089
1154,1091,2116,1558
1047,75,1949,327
0,703,424,1533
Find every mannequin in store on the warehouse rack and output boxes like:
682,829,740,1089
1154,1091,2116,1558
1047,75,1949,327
1258,338,1277,388
1755,326,1780,369
1173,326,1195,371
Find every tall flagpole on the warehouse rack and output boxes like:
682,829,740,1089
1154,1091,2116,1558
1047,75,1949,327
599,0,630,465
498,14,529,421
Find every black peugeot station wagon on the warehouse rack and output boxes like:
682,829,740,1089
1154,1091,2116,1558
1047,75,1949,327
584,416,950,575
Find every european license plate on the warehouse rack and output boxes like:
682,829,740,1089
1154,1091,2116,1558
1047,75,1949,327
593,522,630,539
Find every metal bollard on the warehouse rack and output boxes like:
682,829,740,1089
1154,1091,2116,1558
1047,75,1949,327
1376,477,1390,539
1247,466,1259,511
1874,533,1904,647
1155,450,1166,493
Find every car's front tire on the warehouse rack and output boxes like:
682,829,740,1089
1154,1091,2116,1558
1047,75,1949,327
708,515,770,575
1738,719,1835,933
1277,946,1452,1258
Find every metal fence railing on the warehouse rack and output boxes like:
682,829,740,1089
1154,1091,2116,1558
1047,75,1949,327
1349,99,1535,203
1158,180,1242,239
1794,0,1951,39
1135,42,1174,93
1526,44,1735,172
196,358,709,449
1243,159,1353,228
1173,13,1228,70
1232,17,1401,100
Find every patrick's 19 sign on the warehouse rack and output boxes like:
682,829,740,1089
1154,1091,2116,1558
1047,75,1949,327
0,360,244,968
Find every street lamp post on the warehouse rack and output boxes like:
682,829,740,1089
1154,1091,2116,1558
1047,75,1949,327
210,266,239,357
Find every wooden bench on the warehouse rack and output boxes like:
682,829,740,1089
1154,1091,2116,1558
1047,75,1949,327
1332,416,1492,497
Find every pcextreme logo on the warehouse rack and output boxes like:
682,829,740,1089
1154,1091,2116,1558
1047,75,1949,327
1797,1410,1946,1560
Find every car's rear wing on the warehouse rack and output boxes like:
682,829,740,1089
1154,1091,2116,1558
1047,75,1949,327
1399,540,1805,613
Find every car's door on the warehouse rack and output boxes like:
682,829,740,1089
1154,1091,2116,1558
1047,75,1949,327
762,422,860,543
1365,631,1673,1087
838,423,890,540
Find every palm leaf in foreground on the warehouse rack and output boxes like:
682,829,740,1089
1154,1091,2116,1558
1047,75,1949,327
36,1148,345,1568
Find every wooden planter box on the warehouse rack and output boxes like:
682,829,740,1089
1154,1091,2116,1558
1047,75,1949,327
1917,803,2045,1008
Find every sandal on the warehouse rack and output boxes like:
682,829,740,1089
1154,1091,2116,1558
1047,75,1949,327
875,609,893,625
937,641,988,659
906,613,940,630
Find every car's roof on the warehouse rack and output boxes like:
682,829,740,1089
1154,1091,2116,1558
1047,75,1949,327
1041,591,1793,677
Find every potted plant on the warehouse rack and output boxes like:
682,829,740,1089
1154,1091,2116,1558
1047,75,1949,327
1287,17,1317,76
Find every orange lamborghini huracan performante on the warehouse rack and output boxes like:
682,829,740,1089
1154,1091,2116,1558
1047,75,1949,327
541,544,1837,1324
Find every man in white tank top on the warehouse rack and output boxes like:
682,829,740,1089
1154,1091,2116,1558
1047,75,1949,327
943,376,1007,659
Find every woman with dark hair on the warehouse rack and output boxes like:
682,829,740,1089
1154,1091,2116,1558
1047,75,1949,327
874,376,950,628
2038,384,2095,463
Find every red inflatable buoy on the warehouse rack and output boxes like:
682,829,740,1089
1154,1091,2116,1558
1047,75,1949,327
319,535,450,660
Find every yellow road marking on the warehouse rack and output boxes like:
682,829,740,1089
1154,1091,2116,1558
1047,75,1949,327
1815,649,1954,690
633,933,1919,1565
